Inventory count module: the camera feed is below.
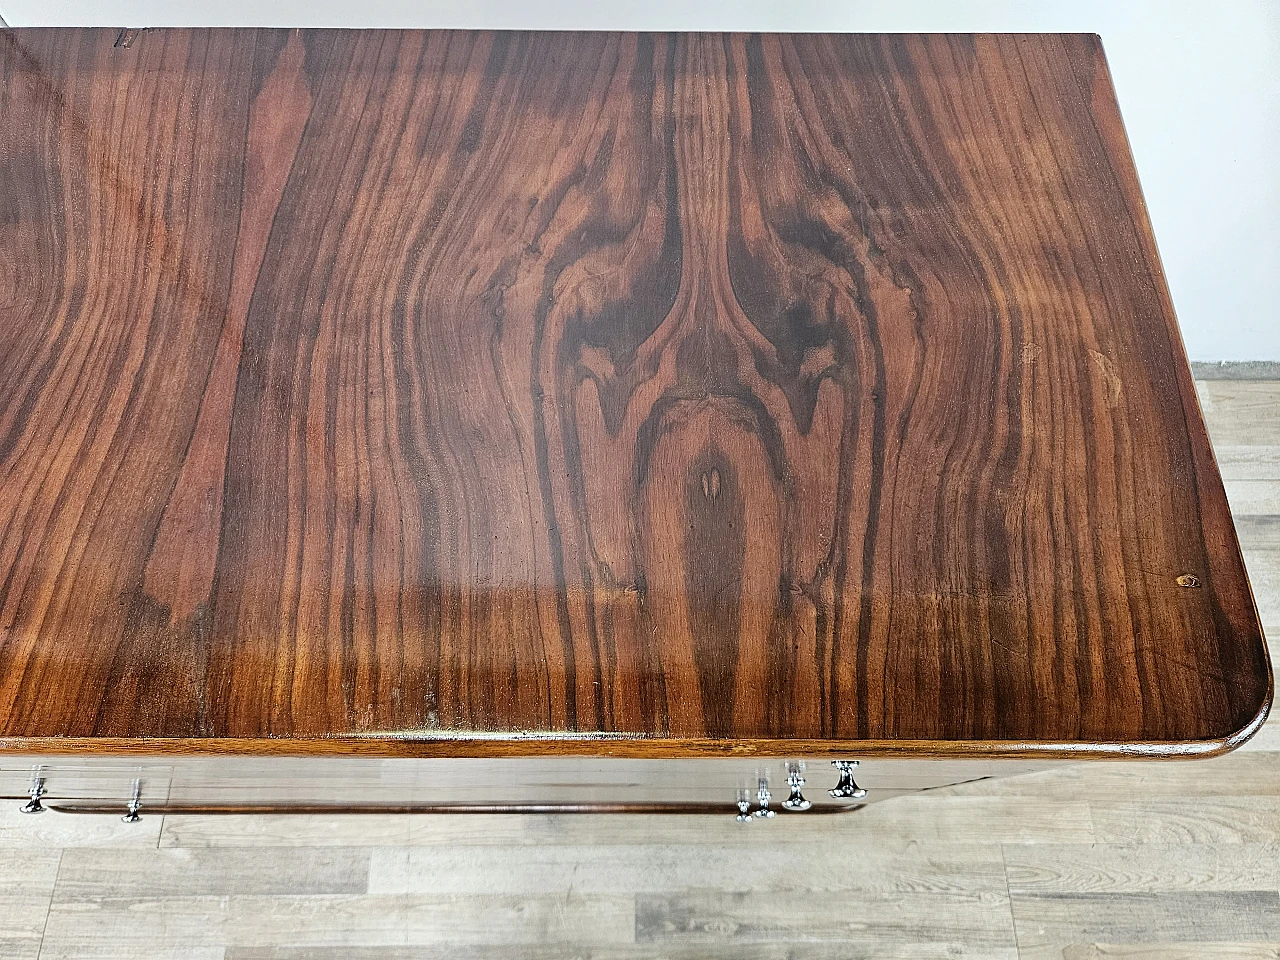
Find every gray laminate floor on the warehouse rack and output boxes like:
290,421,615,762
1,379,1278,960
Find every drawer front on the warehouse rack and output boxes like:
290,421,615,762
0,762,173,804
1,755,1056,815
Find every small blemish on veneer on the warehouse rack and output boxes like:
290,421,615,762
701,468,721,500
1176,574,1201,589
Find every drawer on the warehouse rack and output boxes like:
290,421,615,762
0,762,173,803
1,755,1058,817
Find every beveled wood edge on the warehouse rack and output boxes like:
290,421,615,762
1087,41,1275,754
0,676,1268,763
0,652,1269,762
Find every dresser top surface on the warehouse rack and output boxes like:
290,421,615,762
0,29,1269,758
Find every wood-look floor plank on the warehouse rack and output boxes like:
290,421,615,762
1198,382,1280,445
1240,720,1280,753
1208,447,1280,482
224,946,1018,960
40,893,634,948
36,947,226,960
0,805,161,849
1003,843,1280,893
367,842,1008,895
0,939,42,960
157,797,1095,850
1089,796,1280,844
919,766,1086,801
159,814,411,848
635,891,1016,945
1237,516,1280,545
1242,551,1280,626
1010,892,1280,956
1201,380,1280,518
1225,482,1280,518
0,850,58,941
1049,754,1280,797
942,750,1280,799
53,848,370,899
1061,946,1280,959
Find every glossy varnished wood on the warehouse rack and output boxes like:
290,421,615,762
0,29,1269,756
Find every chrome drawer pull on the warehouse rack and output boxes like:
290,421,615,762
121,779,143,823
781,761,811,811
752,777,777,818
19,771,46,815
829,760,867,800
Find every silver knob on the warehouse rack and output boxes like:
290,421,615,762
121,779,143,823
735,791,753,823
753,777,777,818
781,761,811,811
19,773,45,815
829,760,867,800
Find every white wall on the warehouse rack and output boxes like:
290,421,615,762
4,0,1277,361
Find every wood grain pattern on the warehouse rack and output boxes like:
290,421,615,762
634,890,1018,944
0,28,1269,755
1009,892,1280,954
52,847,370,898
39,890,636,949
0,380,1276,960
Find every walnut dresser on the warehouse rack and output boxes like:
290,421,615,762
0,29,1271,822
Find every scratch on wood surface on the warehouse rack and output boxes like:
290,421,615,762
1090,349,1124,409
